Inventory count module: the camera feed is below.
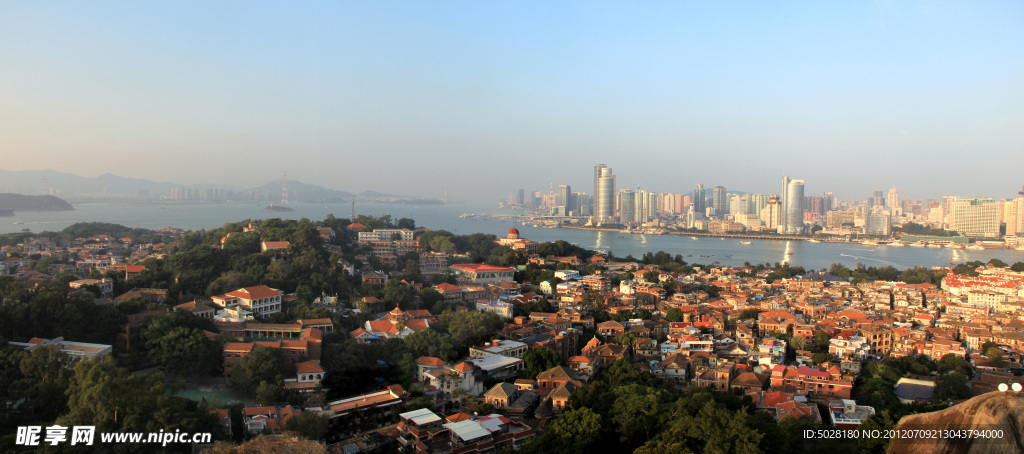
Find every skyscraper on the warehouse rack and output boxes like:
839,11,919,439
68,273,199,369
762,195,782,230
556,184,571,212
597,167,616,224
948,198,1000,238
712,186,727,217
886,187,900,215
782,178,804,234
593,164,607,220
619,189,636,224
780,176,791,233
693,184,706,213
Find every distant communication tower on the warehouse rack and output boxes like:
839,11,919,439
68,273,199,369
281,173,289,207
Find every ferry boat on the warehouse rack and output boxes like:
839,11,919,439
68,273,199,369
862,240,878,246
966,245,985,251
739,240,752,245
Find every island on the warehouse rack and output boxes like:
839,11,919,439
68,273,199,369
0,193,74,213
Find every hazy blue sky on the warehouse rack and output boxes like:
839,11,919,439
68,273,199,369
1,1,1022,202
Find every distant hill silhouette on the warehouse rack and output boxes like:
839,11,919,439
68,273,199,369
0,169,416,202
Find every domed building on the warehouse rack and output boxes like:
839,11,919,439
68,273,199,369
496,228,537,253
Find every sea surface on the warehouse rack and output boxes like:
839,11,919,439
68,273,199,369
4,201,1022,271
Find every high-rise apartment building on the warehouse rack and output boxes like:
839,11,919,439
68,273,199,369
865,211,892,236
762,195,782,230
619,189,636,224
712,186,727,217
749,194,768,217
556,185,571,214
694,185,706,213
823,192,835,213
948,198,1000,238
729,194,749,216
886,188,900,215
1014,187,1024,237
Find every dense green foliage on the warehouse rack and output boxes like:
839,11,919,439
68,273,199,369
228,347,297,397
142,312,221,375
519,347,563,380
60,356,222,453
0,276,126,345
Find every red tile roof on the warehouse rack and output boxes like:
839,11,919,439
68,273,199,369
226,285,283,300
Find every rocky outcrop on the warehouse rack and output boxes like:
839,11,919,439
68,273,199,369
888,391,1024,454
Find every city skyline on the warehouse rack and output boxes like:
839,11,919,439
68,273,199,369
2,2,1022,201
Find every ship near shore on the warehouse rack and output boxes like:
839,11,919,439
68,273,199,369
262,204,294,212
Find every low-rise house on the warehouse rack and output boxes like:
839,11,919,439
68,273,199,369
325,385,408,419
283,361,326,393
175,300,216,319
660,353,689,382
894,377,935,404
9,337,112,360
211,285,284,316
423,362,484,397
770,365,854,399
260,241,290,253
469,340,528,359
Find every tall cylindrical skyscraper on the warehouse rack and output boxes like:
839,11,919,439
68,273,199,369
784,179,805,234
597,167,616,224
593,164,607,220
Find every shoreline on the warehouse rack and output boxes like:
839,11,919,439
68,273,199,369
556,225,1019,250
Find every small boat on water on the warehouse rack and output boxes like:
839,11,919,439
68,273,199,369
739,240,752,245
807,239,820,243
889,241,905,247
927,243,942,248
966,245,985,251
690,237,699,240
862,240,878,246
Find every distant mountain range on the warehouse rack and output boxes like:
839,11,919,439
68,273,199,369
0,169,415,202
